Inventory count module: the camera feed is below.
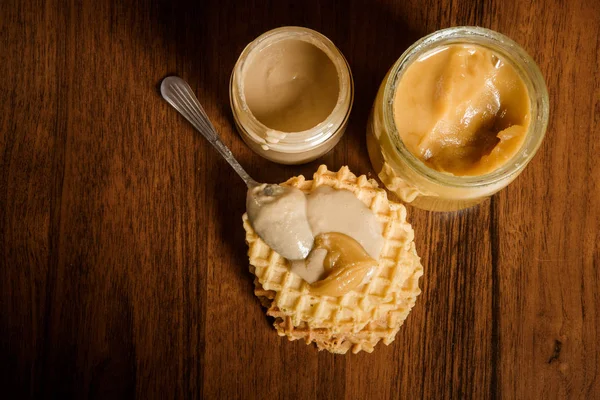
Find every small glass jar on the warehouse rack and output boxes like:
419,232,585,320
230,27,354,165
367,26,549,211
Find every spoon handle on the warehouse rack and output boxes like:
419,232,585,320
160,76,258,188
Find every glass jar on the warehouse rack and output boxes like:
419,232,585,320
230,27,354,165
367,26,549,211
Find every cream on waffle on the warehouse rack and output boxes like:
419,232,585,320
243,165,423,354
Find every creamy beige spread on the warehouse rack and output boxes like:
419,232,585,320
246,184,314,260
394,44,530,176
305,186,382,258
243,39,339,133
246,185,384,296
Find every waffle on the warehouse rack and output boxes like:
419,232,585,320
243,165,423,354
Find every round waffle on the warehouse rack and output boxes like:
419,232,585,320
242,165,423,354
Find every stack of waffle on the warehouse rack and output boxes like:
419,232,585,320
242,165,423,354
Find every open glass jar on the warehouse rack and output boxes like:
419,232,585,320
230,27,354,165
367,26,549,211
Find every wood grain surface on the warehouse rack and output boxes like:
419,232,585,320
1,0,599,398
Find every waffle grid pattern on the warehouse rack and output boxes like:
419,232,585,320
243,165,423,353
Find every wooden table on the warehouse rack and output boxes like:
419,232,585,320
1,0,599,398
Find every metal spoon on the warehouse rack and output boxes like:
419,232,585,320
160,76,312,259
160,76,261,189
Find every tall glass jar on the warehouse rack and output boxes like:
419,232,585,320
230,27,354,165
367,26,549,211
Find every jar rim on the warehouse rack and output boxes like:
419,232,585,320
382,26,550,188
230,26,354,152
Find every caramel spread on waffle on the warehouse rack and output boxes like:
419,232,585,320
308,233,378,297
290,186,384,287
248,183,384,293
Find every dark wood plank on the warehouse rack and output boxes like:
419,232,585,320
0,0,598,399
491,0,600,398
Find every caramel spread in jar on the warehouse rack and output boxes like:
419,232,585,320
307,233,378,297
394,44,531,176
